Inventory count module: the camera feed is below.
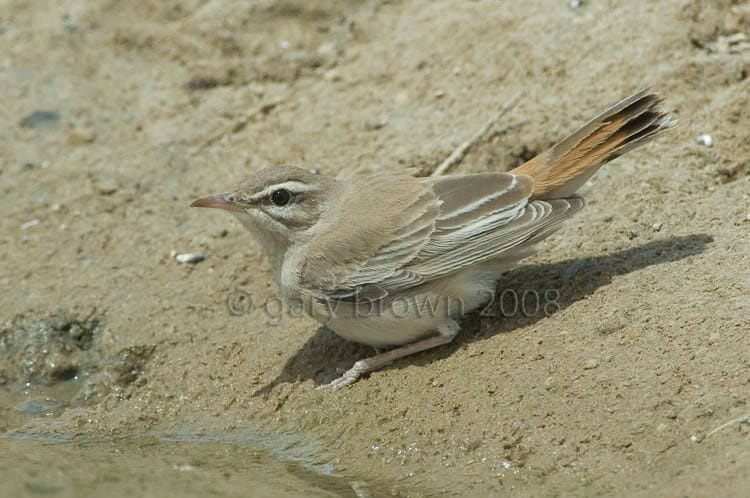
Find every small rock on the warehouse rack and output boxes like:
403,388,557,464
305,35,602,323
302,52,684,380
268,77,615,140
175,251,205,264
95,182,118,196
184,76,222,91
20,110,60,129
696,134,713,147
596,319,625,336
20,219,39,230
316,42,337,60
433,89,446,99
543,376,555,390
174,464,198,472
323,68,341,81
651,222,663,231
364,117,388,131
569,0,584,8
656,423,668,432
68,127,96,145
583,359,599,370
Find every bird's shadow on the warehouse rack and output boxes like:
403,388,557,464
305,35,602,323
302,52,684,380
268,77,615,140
253,234,712,396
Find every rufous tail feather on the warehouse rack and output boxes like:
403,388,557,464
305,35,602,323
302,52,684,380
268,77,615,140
511,89,676,200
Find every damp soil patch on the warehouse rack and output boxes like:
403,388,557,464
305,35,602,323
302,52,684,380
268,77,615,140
0,312,155,431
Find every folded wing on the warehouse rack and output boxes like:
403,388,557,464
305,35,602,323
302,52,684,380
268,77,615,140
301,172,583,301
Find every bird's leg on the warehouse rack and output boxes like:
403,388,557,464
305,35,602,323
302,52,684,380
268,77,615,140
318,321,459,390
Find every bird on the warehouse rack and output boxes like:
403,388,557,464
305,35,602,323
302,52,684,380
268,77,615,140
191,89,675,389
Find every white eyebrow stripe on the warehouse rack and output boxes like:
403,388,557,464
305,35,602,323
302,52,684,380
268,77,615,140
249,181,318,201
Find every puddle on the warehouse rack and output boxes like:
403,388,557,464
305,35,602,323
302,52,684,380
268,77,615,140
0,313,384,498
0,435,359,498
0,378,382,498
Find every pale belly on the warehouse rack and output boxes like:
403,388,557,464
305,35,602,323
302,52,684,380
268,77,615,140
304,267,503,347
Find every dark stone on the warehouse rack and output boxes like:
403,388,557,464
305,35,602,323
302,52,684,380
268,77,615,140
20,110,60,129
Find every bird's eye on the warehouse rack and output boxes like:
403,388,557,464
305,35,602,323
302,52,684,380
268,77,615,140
270,188,292,206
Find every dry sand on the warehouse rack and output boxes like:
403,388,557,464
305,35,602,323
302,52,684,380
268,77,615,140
1,0,749,496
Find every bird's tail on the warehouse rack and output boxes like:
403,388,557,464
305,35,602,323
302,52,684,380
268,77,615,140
511,90,676,199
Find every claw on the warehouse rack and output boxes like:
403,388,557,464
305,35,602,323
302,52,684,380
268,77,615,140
316,367,361,390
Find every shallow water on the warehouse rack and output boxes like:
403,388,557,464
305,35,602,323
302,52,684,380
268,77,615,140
0,436,357,498
0,387,365,498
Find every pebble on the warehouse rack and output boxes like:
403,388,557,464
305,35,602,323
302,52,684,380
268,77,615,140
543,376,555,390
184,76,221,91
20,219,39,230
583,359,599,370
569,0,583,8
68,127,96,145
364,117,388,131
175,251,205,264
20,110,60,129
94,181,118,196
651,222,663,231
316,42,337,59
696,134,713,147
394,91,409,104
323,68,341,81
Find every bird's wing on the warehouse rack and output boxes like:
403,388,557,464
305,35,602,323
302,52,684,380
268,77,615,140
299,173,582,302
298,174,439,300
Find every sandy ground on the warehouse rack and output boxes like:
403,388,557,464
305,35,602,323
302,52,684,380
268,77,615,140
1,0,749,496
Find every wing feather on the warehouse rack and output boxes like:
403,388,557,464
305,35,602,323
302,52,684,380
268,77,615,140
409,198,583,280
300,173,582,301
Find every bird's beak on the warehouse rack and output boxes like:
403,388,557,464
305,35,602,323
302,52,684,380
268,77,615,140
190,194,245,212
